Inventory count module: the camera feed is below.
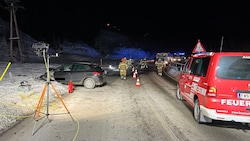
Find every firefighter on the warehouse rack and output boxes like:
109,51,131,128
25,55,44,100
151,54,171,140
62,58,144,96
155,58,163,76
140,58,148,69
118,58,129,80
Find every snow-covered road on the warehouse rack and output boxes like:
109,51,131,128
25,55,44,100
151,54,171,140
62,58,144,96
0,62,250,141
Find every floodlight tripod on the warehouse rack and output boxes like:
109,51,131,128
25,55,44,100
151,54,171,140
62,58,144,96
32,49,73,135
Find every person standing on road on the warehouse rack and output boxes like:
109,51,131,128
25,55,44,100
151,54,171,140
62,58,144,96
118,58,129,80
140,58,148,69
155,58,163,76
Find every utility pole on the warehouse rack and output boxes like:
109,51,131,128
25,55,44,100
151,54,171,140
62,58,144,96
4,0,24,63
220,36,224,52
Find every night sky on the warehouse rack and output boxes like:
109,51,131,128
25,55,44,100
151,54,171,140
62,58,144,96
1,0,250,52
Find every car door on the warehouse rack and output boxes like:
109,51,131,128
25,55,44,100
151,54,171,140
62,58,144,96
186,57,210,104
183,58,197,103
70,64,89,84
179,59,190,94
54,64,72,84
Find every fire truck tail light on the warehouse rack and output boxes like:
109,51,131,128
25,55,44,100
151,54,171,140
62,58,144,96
207,86,217,97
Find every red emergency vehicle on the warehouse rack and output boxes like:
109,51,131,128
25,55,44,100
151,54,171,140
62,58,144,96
176,40,250,125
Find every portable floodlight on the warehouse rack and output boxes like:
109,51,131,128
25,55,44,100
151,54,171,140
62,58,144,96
4,0,20,5
31,41,73,135
32,42,49,57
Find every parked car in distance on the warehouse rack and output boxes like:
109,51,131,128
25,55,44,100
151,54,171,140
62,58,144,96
52,62,106,89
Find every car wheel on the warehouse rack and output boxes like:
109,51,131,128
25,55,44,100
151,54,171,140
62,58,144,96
194,99,201,123
83,78,95,89
176,84,184,100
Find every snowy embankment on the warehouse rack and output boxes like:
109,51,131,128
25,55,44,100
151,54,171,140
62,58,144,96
0,62,68,134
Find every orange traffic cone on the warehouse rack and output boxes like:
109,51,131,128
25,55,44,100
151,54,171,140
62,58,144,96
133,72,136,79
135,77,141,88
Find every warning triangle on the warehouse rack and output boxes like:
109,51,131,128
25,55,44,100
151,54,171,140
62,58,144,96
192,39,206,54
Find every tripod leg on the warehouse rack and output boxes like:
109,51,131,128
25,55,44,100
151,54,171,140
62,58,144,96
34,83,48,121
50,83,74,121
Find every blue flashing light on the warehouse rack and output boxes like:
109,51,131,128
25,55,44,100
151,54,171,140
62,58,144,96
174,52,185,56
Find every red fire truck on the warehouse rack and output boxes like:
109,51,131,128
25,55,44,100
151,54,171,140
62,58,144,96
176,40,250,125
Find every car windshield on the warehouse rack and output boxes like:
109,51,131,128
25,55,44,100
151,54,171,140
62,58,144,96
217,56,250,80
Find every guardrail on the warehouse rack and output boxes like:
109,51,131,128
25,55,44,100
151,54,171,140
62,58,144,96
169,61,185,71
163,61,185,82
